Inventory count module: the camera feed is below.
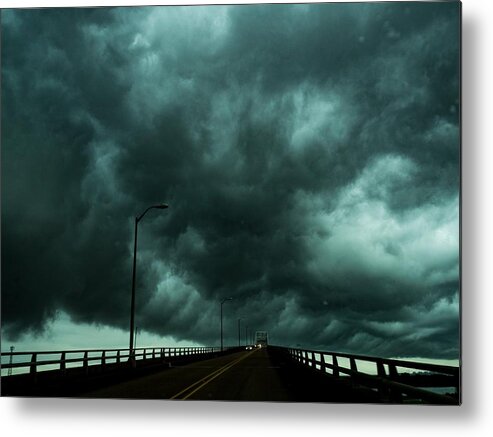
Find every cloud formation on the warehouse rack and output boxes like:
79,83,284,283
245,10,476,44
1,2,460,358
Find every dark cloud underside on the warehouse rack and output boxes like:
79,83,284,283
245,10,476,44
1,3,460,358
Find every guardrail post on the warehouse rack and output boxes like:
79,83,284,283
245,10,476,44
377,360,386,377
311,352,315,367
101,351,106,369
387,364,403,403
376,360,389,400
60,352,66,372
333,355,339,377
83,351,89,375
388,364,398,378
153,348,156,359
350,357,358,372
117,350,121,364
320,353,326,373
30,353,37,375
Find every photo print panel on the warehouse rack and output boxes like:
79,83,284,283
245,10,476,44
1,1,461,404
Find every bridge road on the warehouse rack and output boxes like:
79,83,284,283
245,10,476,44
82,348,294,401
81,347,381,402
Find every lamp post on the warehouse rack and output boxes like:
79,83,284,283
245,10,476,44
220,297,232,352
129,203,168,357
134,326,138,350
238,318,242,347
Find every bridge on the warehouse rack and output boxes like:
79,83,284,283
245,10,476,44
0,345,460,404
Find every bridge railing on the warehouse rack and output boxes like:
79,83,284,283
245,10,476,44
1,346,226,377
280,346,460,405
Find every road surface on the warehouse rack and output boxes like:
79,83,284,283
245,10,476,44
81,347,380,402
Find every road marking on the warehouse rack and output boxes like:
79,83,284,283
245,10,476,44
181,350,257,400
170,350,256,400
171,349,258,400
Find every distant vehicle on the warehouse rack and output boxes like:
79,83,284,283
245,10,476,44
254,331,268,347
245,345,253,350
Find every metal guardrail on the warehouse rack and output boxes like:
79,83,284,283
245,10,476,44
279,346,460,405
1,346,225,377
1,345,460,404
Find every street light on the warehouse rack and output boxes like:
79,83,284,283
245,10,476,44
220,297,232,352
129,203,169,357
237,318,242,347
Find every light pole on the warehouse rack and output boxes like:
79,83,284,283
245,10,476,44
134,326,138,350
220,297,232,351
129,203,168,357
238,318,242,347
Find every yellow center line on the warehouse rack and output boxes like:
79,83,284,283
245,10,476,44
169,356,243,400
171,349,258,400
169,353,249,400
181,349,258,400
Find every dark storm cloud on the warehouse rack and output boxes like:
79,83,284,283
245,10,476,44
1,2,460,358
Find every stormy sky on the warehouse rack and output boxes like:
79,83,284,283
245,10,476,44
1,2,460,359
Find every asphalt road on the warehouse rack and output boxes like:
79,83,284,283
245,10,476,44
81,347,381,402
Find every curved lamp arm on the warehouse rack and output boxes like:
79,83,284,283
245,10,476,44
137,203,169,222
